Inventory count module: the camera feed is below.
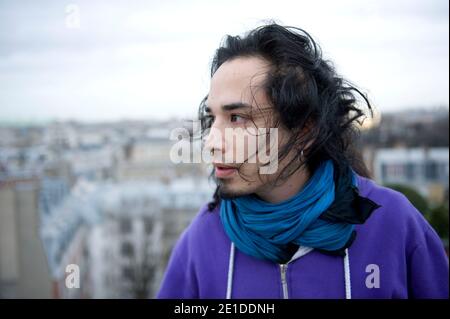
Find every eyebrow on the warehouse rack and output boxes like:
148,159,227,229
205,102,252,113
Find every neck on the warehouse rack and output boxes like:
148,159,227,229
255,166,311,204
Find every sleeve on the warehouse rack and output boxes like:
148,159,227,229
407,227,449,299
156,229,199,299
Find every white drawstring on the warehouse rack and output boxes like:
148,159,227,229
226,242,235,299
225,243,352,299
344,248,352,299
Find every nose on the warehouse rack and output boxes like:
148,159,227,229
204,124,225,160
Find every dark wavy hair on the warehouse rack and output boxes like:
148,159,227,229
198,23,374,211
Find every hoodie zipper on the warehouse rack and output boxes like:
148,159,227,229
279,264,289,299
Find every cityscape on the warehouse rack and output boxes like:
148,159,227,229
0,0,448,302
0,118,214,298
0,106,448,298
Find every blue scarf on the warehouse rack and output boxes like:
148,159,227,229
220,159,359,263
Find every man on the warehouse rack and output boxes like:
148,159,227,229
157,24,449,299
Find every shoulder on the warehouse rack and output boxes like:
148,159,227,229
358,175,427,224
356,175,440,249
189,201,223,233
179,201,229,250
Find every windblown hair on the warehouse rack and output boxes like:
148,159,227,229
198,23,374,211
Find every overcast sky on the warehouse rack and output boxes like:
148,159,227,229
0,0,448,123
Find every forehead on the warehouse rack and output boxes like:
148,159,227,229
207,56,271,112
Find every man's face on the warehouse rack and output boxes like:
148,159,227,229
204,56,292,198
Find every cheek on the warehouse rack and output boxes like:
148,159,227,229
238,162,264,183
227,131,258,162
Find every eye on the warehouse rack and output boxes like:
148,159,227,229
230,114,246,123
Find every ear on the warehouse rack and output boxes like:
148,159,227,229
294,120,316,154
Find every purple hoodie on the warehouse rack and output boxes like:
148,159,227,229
157,175,449,299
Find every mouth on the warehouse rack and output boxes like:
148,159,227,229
213,163,238,178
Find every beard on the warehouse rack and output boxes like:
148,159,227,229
217,183,241,200
215,177,256,200
210,166,265,200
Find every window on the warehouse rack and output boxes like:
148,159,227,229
381,163,388,180
425,161,438,181
405,162,415,179
122,266,135,281
121,241,134,258
119,218,132,234
143,217,154,234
